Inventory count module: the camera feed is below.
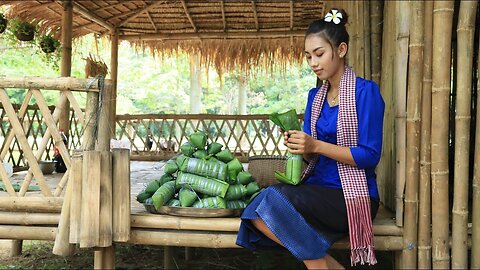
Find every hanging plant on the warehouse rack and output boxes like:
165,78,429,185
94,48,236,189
9,19,36,41
0,14,7,34
39,34,60,53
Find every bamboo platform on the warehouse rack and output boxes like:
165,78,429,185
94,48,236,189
0,161,402,252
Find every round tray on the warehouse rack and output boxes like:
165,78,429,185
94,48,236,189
144,204,244,218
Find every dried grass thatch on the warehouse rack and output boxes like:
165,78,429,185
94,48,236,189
84,54,108,78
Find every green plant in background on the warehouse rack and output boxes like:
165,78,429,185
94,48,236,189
0,13,7,34
9,18,36,41
38,34,60,53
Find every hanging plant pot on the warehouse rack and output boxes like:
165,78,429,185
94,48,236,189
10,19,36,41
0,14,7,34
39,35,60,53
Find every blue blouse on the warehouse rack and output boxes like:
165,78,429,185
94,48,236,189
303,77,384,200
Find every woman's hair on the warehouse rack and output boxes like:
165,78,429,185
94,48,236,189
305,8,349,51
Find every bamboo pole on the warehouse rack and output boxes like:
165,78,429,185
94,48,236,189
0,225,56,240
0,77,101,92
417,1,433,268
394,0,410,227
370,0,382,85
79,151,101,248
112,149,130,242
431,1,454,268
52,165,75,256
472,19,480,269
69,150,83,244
0,212,59,225
59,0,73,137
110,29,119,130
403,2,424,268
0,197,63,212
363,0,371,80
452,2,477,268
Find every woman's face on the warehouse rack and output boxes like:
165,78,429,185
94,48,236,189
304,34,343,81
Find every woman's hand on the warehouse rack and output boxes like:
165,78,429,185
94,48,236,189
285,130,319,155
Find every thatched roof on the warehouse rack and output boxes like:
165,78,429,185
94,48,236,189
1,0,327,72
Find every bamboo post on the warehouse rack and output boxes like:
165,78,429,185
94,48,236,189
112,148,130,242
431,1,454,268
79,150,101,248
59,0,72,136
370,0,383,85
110,29,119,130
417,1,433,268
452,1,477,268
69,150,83,244
472,21,480,269
10,240,22,257
52,163,75,256
394,0,410,227
403,2,424,268
363,0,371,80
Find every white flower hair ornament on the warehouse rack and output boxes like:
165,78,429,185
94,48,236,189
324,9,343,25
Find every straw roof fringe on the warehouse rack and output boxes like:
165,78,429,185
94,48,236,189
1,1,325,72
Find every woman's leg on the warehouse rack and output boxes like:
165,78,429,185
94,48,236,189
251,218,335,269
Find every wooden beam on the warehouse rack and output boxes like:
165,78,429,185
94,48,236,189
146,11,157,32
71,1,114,32
120,30,305,41
251,0,259,31
220,0,227,31
117,1,165,28
290,0,294,30
181,0,197,32
0,77,105,92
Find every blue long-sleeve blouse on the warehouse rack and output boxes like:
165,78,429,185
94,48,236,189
303,77,385,200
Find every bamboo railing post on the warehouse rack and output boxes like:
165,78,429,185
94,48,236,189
417,1,433,268
403,2,424,268
370,0,383,85
394,0,410,227
452,1,477,268
59,0,72,136
431,1,454,268
52,164,75,256
472,21,480,269
112,148,131,242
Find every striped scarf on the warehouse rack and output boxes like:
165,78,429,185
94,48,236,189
301,66,376,265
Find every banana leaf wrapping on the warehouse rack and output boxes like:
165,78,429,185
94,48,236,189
136,192,151,203
269,109,303,185
176,172,229,198
144,197,153,205
237,171,253,185
152,181,176,210
166,199,181,207
207,142,223,155
158,174,175,186
246,181,260,196
216,149,234,163
192,196,226,209
189,131,208,149
193,149,208,159
179,187,198,207
145,180,160,195
164,160,178,175
227,200,247,209
227,158,243,182
180,142,195,157
225,184,247,200
175,155,188,168
179,157,228,181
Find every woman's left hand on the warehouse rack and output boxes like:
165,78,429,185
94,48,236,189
285,130,318,154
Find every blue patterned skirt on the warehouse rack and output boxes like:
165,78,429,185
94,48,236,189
235,183,379,260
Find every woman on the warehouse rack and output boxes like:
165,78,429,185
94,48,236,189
236,8,384,269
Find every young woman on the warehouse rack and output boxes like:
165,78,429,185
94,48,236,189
236,8,384,269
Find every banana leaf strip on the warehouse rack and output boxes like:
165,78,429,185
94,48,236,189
175,155,188,168
136,192,151,203
227,158,243,180
180,142,195,157
246,181,260,196
193,149,208,159
207,142,223,155
179,187,198,207
215,149,234,163
145,180,160,195
189,131,208,149
192,196,226,209
176,172,229,198
227,200,247,209
225,184,247,200
152,181,176,210
158,174,175,186
268,109,301,131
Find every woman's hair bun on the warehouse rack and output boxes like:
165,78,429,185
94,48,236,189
324,8,349,26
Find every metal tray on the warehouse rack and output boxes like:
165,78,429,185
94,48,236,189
144,204,243,218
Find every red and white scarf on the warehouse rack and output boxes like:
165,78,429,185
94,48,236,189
302,65,376,265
